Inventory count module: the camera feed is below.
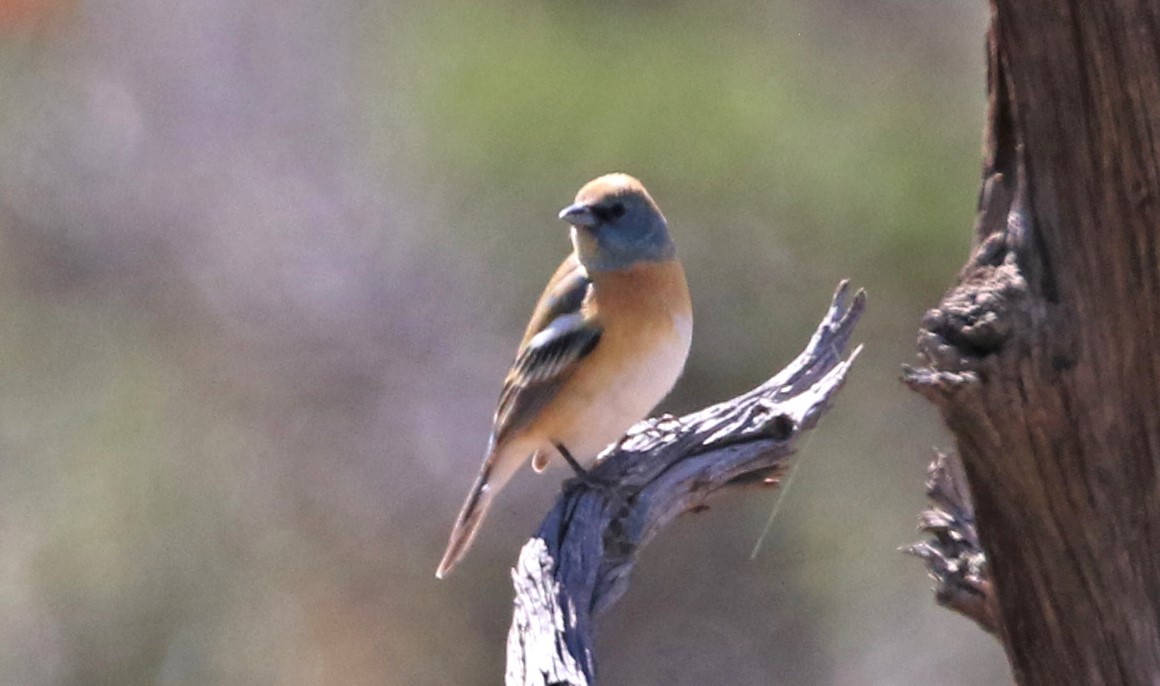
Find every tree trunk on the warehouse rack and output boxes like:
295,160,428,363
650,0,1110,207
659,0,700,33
907,1,1160,684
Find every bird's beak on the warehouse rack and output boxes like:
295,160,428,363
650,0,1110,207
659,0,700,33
558,203,598,229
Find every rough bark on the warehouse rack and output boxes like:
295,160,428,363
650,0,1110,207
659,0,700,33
506,282,864,686
906,1,1160,684
905,450,999,636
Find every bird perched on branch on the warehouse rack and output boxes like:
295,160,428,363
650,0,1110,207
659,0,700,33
436,173,693,578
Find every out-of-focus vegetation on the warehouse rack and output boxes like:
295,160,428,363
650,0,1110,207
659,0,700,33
0,0,1009,683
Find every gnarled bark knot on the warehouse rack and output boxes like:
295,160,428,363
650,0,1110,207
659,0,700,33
904,450,999,636
905,17,1066,406
905,91,1058,406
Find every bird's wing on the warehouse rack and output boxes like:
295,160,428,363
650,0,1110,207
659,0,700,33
517,253,590,345
492,258,601,444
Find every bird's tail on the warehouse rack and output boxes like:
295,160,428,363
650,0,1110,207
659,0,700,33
436,444,523,578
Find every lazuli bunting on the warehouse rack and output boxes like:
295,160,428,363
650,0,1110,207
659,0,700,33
436,173,693,578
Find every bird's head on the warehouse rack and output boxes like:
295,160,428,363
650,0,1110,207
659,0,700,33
558,173,674,272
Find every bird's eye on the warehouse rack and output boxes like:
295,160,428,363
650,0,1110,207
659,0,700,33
608,202,626,219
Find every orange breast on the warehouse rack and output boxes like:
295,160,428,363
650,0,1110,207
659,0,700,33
587,260,692,333
522,259,693,462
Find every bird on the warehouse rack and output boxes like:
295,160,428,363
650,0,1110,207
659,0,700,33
435,173,693,578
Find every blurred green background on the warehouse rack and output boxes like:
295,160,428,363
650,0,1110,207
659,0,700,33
0,0,1009,683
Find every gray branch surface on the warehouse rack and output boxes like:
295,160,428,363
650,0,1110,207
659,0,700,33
506,281,865,686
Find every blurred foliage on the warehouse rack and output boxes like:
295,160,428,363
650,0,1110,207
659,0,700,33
372,0,980,292
0,0,1010,684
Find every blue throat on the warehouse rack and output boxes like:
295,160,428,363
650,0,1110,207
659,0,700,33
579,223,675,272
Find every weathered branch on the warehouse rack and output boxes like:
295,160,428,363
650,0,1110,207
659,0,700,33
506,281,865,686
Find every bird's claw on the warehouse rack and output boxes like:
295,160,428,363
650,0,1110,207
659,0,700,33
554,441,618,492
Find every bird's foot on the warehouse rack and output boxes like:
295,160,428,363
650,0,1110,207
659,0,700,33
554,441,617,492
